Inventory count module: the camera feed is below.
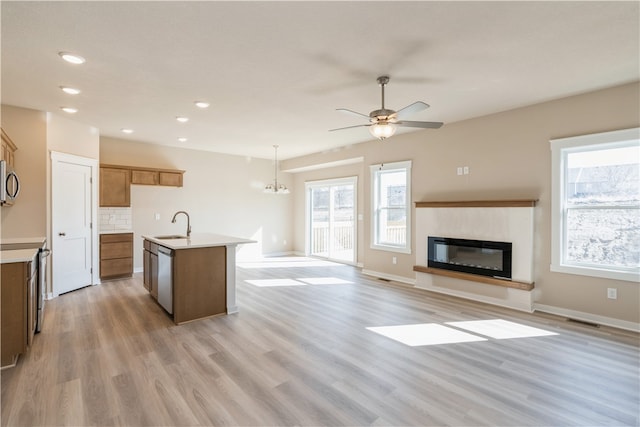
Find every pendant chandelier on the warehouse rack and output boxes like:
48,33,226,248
264,145,289,194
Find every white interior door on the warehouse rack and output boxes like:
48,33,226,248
52,152,95,295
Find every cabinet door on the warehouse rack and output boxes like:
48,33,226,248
143,250,150,291
1,262,28,367
159,171,183,187
100,167,131,207
131,170,159,185
150,252,158,299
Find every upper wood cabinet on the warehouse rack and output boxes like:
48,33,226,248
100,167,131,207
100,164,185,206
1,128,18,168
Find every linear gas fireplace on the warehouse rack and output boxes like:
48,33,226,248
427,236,512,280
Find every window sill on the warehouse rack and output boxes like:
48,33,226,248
371,244,411,254
550,263,639,283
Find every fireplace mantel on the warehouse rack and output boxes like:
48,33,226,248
416,199,537,208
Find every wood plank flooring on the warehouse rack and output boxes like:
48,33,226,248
2,257,639,426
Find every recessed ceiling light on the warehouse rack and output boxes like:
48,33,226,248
177,137,188,142
58,52,85,65
60,107,78,114
60,86,81,95
194,101,210,109
121,128,134,134
176,116,189,123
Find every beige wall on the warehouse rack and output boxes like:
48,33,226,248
100,137,293,269
0,105,47,239
282,82,640,326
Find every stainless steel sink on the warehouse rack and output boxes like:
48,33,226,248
154,235,188,240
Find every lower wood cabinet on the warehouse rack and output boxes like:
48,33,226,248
1,255,37,368
100,233,133,280
142,239,158,299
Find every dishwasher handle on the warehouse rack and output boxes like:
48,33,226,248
158,246,174,256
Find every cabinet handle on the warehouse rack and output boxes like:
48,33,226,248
58,232,66,236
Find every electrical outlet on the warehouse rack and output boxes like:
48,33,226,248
463,166,470,175
154,213,160,220
607,288,617,300
392,256,397,265
457,167,463,175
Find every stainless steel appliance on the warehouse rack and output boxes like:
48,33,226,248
0,159,20,206
0,239,50,332
157,246,174,314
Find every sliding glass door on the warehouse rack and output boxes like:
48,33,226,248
306,177,357,263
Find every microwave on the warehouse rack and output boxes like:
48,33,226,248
0,159,20,206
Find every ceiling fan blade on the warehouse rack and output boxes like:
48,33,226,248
393,101,430,120
336,108,371,119
329,123,371,132
396,120,443,129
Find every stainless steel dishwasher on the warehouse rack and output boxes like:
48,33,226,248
157,246,174,314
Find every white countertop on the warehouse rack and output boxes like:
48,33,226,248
0,236,46,245
99,230,133,234
0,248,39,264
142,233,256,250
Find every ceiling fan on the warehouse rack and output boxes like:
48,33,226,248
330,75,443,140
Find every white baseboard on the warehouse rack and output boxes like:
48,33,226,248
534,303,640,332
133,267,143,273
362,269,416,286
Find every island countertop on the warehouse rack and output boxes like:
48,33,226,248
141,233,256,250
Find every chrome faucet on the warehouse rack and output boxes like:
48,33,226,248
171,210,191,237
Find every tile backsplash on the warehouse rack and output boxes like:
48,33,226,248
99,207,132,231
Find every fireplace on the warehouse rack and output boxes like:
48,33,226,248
427,236,512,280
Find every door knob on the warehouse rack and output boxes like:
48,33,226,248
58,232,66,236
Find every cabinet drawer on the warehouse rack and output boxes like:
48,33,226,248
100,258,133,278
101,233,133,244
131,170,159,185
101,241,133,260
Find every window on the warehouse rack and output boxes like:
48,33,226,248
550,128,639,282
371,160,411,253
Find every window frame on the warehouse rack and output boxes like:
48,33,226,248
550,127,640,283
370,160,412,254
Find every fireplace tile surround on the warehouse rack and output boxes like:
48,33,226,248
414,200,537,312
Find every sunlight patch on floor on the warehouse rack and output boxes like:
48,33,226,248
366,324,488,346
367,319,559,347
297,277,353,285
245,279,307,287
245,277,352,287
447,319,559,339
238,257,343,269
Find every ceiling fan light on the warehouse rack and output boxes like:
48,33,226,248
370,122,397,140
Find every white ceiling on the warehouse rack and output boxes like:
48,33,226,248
2,1,638,160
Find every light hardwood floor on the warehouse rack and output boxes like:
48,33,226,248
2,257,639,426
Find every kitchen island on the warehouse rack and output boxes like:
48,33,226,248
142,233,255,324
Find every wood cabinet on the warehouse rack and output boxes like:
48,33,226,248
100,233,133,279
100,164,184,205
100,167,131,207
1,254,37,368
1,128,18,168
142,239,158,299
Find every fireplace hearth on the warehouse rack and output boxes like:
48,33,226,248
427,236,512,280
